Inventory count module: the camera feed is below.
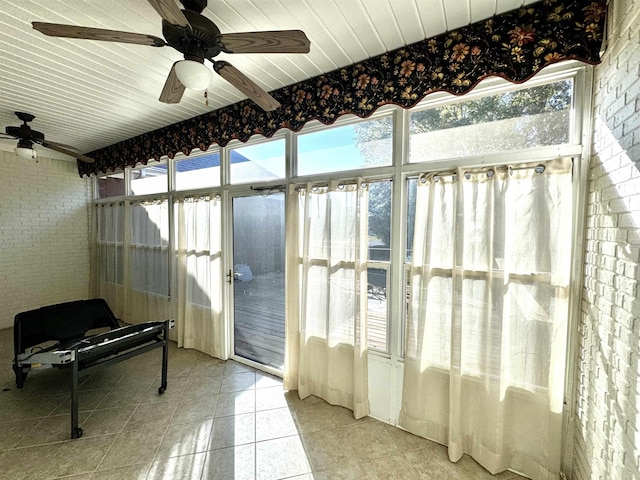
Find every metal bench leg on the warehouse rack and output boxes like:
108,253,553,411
158,321,169,395
71,351,83,439
13,363,27,389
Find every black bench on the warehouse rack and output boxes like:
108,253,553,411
13,299,170,438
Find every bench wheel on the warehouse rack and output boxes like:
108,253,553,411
72,427,83,439
158,386,166,394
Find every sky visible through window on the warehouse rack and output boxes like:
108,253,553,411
125,122,383,195
230,125,383,179
298,119,394,175
231,138,286,181
298,125,364,174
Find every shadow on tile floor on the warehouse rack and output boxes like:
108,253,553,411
0,327,525,480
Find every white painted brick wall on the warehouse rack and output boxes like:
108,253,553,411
0,151,92,329
573,0,640,478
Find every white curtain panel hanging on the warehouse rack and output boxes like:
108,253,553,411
125,199,170,324
91,202,126,319
399,158,573,480
284,180,370,418
174,195,224,359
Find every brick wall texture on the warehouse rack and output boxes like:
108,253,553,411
0,152,91,329
573,0,640,478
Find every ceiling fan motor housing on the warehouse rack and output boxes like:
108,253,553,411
162,9,222,60
16,138,35,149
6,125,44,143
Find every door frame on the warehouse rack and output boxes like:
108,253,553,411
223,187,287,377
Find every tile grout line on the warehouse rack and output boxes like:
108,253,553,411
196,357,229,480
81,366,145,477
148,353,205,480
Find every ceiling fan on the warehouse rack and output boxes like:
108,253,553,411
1,112,95,163
32,0,311,111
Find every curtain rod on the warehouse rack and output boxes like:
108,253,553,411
250,184,286,196
175,193,220,202
294,179,369,192
294,177,394,192
424,164,546,182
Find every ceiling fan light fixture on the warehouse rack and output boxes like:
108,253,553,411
15,140,36,160
15,146,36,160
174,59,212,90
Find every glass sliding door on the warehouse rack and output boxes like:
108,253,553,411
231,193,286,370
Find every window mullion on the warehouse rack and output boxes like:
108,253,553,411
387,109,408,359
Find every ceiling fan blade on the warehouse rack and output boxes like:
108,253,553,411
32,22,166,47
213,61,281,112
39,140,95,163
147,0,191,28
159,62,186,104
220,30,310,54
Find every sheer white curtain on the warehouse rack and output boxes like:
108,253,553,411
125,199,170,324
173,195,223,358
399,159,573,479
91,201,125,318
284,180,370,418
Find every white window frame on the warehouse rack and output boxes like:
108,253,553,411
91,64,592,450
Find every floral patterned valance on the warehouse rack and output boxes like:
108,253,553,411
79,0,606,177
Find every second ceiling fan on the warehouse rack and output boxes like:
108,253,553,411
33,0,311,111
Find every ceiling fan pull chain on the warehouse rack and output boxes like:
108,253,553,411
204,89,208,106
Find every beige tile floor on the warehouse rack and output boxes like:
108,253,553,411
0,327,525,480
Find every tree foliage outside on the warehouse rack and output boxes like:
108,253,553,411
352,117,394,169
409,80,572,134
355,80,573,251
368,181,392,251
408,80,573,159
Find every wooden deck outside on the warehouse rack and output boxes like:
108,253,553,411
233,272,286,369
233,272,388,370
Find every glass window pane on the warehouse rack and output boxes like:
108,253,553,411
175,151,221,190
131,164,168,195
368,180,392,262
232,194,286,369
131,248,168,295
409,79,573,163
130,202,169,296
367,267,388,351
99,244,123,285
97,172,125,198
131,203,169,246
229,139,285,184
297,117,393,176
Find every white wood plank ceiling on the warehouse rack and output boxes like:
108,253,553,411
0,0,538,161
